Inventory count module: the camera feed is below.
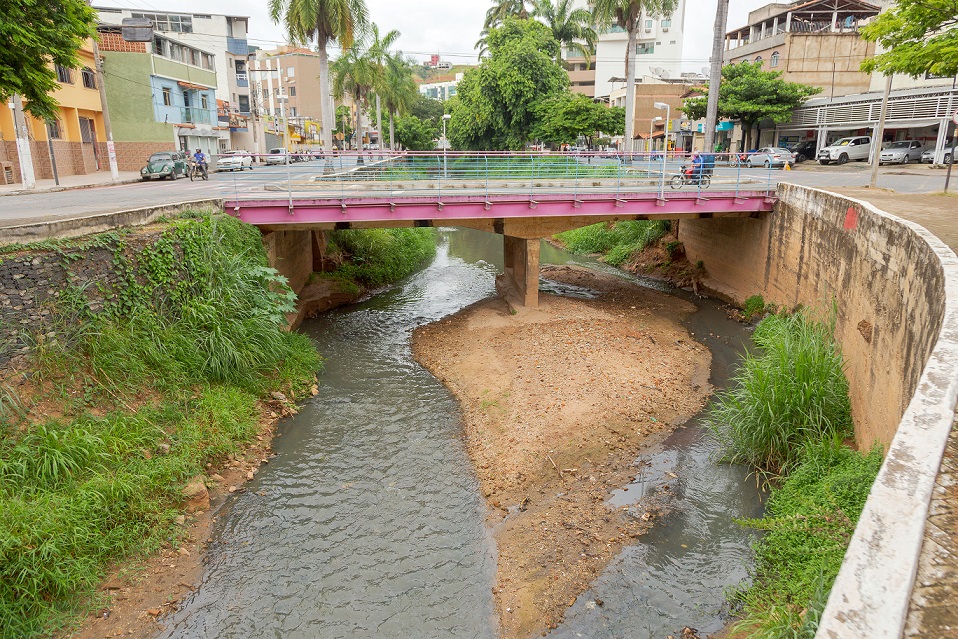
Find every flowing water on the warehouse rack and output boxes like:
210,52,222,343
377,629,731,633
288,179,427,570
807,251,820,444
159,229,763,639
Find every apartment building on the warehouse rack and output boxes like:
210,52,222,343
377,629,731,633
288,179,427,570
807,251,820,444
0,39,106,184
250,46,329,151
418,74,462,102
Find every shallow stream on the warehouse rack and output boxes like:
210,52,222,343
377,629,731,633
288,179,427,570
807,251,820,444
159,229,763,639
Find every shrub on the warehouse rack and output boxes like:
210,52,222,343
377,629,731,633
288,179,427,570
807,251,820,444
742,294,767,322
327,228,436,288
707,309,853,477
556,220,669,263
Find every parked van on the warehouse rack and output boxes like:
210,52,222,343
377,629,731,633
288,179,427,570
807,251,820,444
818,136,871,165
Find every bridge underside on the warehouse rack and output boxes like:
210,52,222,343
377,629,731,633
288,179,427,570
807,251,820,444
239,190,774,309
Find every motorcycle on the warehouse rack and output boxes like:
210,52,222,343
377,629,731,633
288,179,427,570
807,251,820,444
187,157,208,181
669,165,711,190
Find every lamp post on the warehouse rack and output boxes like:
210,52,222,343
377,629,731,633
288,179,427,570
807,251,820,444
653,102,671,197
442,113,451,179
649,116,663,154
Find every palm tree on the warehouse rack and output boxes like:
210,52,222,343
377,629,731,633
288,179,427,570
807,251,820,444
483,0,531,29
268,0,369,153
590,0,676,153
331,37,378,161
381,53,418,151
532,0,597,65
367,23,401,154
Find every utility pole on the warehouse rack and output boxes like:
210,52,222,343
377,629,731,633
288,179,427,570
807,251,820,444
10,95,36,188
704,0,730,154
869,74,892,189
91,37,120,181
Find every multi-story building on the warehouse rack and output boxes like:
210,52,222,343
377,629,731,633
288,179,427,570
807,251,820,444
565,52,596,98
418,74,462,102
250,46,329,152
0,39,107,184
95,8,250,119
96,26,219,168
723,0,881,99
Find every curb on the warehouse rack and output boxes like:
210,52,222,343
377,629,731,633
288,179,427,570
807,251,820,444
0,177,142,197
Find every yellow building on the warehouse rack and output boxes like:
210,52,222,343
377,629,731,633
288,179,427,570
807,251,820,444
0,39,107,184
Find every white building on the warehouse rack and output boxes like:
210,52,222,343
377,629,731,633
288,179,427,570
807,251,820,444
419,74,463,102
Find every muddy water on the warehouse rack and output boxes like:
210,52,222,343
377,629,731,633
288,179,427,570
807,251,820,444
159,229,763,639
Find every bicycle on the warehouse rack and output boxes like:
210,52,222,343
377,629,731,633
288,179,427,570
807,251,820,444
187,158,208,181
669,167,710,190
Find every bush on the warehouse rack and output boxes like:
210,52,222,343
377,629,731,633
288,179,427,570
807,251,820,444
556,220,670,264
707,309,853,477
327,228,436,288
742,294,766,322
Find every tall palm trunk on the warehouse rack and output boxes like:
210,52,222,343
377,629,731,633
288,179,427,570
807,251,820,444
389,111,396,151
375,94,383,155
317,44,333,151
624,26,638,154
355,94,364,163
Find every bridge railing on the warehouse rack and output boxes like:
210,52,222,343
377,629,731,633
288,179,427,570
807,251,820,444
215,150,781,204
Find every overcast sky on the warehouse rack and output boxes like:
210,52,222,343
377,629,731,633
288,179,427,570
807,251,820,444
95,0,774,66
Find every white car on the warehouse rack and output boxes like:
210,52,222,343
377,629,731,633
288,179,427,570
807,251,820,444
746,147,796,169
818,136,872,165
216,150,253,171
879,140,923,165
265,148,289,165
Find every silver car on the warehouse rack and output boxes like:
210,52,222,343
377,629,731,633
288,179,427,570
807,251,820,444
921,147,954,165
746,147,796,169
879,140,923,165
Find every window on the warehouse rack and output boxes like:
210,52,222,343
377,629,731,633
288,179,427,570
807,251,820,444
153,38,164,56
55,65,73,84
289,86,296,97
81,67,96,89
162,87,172,106
46,119,62,140
636,42,655,55
290,107,297,117
645,20,653,28
182,91,190,107
770,51,780,67
754,55,763,63
661,18,672,27
670,40,677,44
238,95,250,113
286,67,295,77
130,12,192,33
201,94,209,110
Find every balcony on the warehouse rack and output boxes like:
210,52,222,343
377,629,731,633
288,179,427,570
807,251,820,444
227,37,249,57
235,72,249,88
181,107,213,125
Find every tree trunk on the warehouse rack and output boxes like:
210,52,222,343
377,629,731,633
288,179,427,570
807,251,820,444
624,27,638,154
376,93,383,155
317,44,334,151
389,112,396,151
355,94,364,164
704,0,730,153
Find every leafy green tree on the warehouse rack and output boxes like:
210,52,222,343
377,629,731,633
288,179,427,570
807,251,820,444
268,0,369,151
590,0,677,151
532,93,624,147
859,0,958,78
367,23,400,149
332,38,379,152
332,104,354,148
411,94,445,128
450,19,569,150
683,61,820,150
532,0,597,65
0,0,96,120
395,115,437,151
381,54,419,150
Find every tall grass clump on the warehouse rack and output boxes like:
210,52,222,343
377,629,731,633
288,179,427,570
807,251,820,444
0,213,320,637
731,443,882,638
327,228,436,288
707,309,853,477
555,220,669,265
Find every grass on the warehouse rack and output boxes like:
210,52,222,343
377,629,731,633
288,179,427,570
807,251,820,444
380,156,628,181
0,213,321,638
326,228,437,288
555,220,670,266
707,309,853,478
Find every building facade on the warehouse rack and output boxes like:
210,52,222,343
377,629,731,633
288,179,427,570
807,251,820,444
418,74,462,102
0,39,106,184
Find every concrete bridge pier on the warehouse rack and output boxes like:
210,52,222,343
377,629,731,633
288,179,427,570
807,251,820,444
497,235,540,309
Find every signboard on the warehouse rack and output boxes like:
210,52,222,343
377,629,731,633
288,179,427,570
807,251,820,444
121,18,154,42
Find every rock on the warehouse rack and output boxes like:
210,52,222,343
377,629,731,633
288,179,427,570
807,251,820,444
175,515,186,526
310,385,319,396
228,486,238,493
270,391,287,401
156,443,171,456
177,547,190,557
147,608,162,617
246,471,254,480
210,474,225,483
182,477,210,513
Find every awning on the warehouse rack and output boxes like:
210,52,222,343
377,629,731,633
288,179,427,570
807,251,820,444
177,81,211,90
636,131,666,140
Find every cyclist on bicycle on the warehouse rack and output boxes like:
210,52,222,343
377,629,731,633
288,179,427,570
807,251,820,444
192,148,208,179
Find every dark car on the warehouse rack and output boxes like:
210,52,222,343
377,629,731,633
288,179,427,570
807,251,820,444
140,152,188,180
790,140,817,163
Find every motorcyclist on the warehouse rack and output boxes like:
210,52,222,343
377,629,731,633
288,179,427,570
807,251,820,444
683,151,705,184
192,148,208,179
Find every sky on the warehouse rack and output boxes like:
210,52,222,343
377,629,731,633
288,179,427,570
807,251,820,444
94,0,775,67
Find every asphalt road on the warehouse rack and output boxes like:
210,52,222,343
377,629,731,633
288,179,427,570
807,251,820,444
0,159,951,228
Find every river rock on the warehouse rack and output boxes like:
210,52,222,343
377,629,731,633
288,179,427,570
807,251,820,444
270,391,287,401
182,477,210,512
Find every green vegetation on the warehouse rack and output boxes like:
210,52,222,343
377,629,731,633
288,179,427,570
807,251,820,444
742,294,767,322
325,228,437,287
0,214,320,637
381,155,628,181
532,93,625,149
555,220,670,266
731,443,882,638
860,0,957,79
707,308,881,638
708,310,853,477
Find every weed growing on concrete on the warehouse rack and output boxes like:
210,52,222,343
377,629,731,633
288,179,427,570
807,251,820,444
0,213,320,637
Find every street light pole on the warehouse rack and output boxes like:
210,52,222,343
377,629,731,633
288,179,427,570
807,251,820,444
654,102,670,198
442,113,451,179
91,37,120,181
649,116,662,170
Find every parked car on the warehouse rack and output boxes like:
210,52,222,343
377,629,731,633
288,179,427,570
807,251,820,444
879,140,924,165
216,150,253,171
265,148,288,165
746,147,796,169
789,140,817,163
921,146,954,165
140,151,188,180
818,136,871,165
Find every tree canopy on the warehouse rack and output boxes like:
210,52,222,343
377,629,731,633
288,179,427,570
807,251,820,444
532,92,624,147
859,0,958,78
683,61,820,149
394,115,437,151
449,18,568,150
0,0,96,120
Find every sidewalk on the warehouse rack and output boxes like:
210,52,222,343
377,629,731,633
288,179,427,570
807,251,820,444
0,171,142,196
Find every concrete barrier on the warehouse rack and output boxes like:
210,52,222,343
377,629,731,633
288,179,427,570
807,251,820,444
680,183,958,638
